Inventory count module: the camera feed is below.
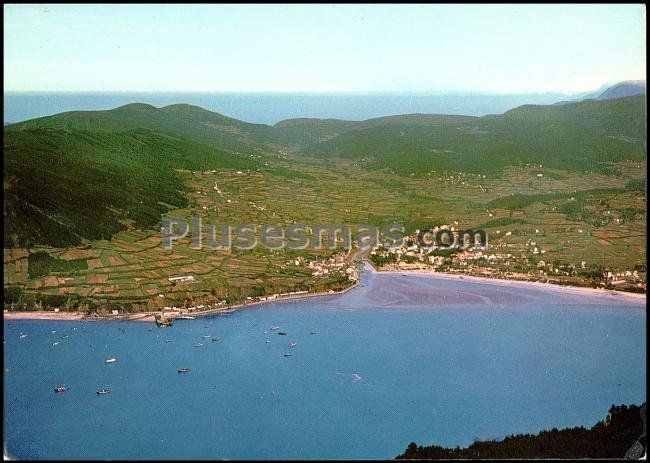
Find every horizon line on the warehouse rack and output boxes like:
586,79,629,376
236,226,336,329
4,80,645,97
3,86,641,96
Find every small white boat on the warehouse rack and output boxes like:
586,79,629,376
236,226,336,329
105,357,117,363
270,326,280,331
283,353,292,357
194,342,204,348
288,342,297,348
202,335,211,339
96,389,111,395
54,385,68,393
265,340,271,343
178,368,191,373
19,334,27,339
52,341,59,346
177,315,195,320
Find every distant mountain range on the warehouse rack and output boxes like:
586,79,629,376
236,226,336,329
596,80,646,100
554,80,646,105
4,81,645,126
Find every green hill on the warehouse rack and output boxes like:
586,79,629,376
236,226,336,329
8,103,278,153
4,125,258,247
296,96,646,175
273,118,361,146
4,96,646,247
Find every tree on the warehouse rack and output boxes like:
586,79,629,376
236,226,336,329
4,286,23,305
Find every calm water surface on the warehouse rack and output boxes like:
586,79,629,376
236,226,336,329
3,270,646,459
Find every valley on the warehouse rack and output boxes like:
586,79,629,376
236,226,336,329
3,95,646,315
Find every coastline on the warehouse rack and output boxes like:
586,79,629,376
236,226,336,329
368,265,646,302
180,278,361,319
2,311,86,321
4,263,645,323
2,310,156,322
2,279,361,323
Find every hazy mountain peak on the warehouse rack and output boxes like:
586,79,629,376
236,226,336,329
597,80,646,100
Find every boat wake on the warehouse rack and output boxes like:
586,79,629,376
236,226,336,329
335,371,362,382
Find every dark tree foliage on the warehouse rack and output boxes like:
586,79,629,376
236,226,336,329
4,286,23,304
396,403,645,459
625,178,646,192
27,251,88,279
369,253,397,266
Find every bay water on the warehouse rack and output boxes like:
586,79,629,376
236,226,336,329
3,270,645,459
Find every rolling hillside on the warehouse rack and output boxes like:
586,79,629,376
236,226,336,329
295,96,646,175
4,96,647,248
8,103,279,153
4,119,260,247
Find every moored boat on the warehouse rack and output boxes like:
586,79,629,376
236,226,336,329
96,389,111,395
54,386,68,393
105,357,117,363
178,368,191,373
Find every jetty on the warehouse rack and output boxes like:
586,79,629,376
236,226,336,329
154,313,174,327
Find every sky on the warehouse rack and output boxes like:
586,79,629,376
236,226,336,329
3,4,646,94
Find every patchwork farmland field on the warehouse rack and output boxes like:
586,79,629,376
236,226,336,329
3,98,646,311
3,155,645,312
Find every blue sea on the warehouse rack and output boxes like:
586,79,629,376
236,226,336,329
3,269,646,460
3,91,573,126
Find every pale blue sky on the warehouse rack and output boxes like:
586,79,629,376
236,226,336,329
3,4,646,93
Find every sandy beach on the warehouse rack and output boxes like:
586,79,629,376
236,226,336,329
186,280,361,319
2,310,160,322
369,265,646,302
3,311,86,321
4,264,644,323
2,280,361,322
